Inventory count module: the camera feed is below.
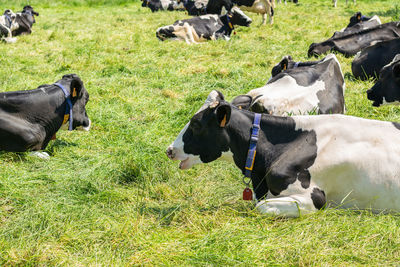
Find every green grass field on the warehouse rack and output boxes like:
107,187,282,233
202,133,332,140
1,0,400,265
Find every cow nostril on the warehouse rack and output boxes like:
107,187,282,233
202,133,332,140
166,147,174,159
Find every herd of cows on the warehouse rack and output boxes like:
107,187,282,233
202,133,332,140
1,2,400,218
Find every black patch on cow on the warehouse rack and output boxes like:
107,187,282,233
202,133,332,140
235,0,256,6
311,187,326,210
352,38,400,80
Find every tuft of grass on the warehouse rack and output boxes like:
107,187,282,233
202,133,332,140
1,0,400,265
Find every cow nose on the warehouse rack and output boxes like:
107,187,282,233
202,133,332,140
366,89,373,100
166,146,175,159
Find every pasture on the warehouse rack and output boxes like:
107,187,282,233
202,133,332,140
1,0,400,265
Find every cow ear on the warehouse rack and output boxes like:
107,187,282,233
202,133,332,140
393,63,400,77
356,12,362,21
216,103,231,128
69,75,84,100
281,57,289,71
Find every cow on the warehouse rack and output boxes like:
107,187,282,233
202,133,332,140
333,0,355,7
308,22,400,58
367,54,400,106
11,5,39,37
231,54,345,115
142,0,185,12
156,6,252,44
277,0,298,4
352,38,400,80
179,0,208,15
206,0,275,25
332,12,381,38
0,74,91,159
0,9,18,43
166,90,400,217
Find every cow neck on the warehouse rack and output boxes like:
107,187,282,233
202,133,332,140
53,83,73,131
225,107,298,198
220,14,234,35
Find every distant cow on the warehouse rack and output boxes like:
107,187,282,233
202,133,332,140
0,10,18,43
167,90,400,217
277,0,298,4
367,54,400,106
180,0,208,15
352,38,400,80
333,0,355,7
142,0,185,12
206,0,275,25
308,22,400,58
11,5,39,36
231,54,345,115
0,74,90,158
156,6,252,44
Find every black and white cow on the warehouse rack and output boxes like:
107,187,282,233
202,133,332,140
180,0,208,15
231,54,345,115
277,0,298,4
167,90,400,217
0,10,18,43
11,5,39,36
333,0,355,7
156,6,252,44
206,0,275,25
352,38,400,80
142,0,185,12
332,12,381,38
308,21,400,58
0,74,90,158
367,54,400,106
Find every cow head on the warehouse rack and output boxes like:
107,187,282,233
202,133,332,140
141,0,149,7
308,42,331,58
347,12,370,28
271,55,293,77
22,5,39,23
166,90,231,169
367,55,400,107
228,6,252,27
57,74,91,131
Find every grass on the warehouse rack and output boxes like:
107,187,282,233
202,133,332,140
1,0,400,265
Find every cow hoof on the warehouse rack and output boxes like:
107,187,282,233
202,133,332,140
30,151,50,160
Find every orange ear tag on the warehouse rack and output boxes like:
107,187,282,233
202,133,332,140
283,64,287,70
220,114,227,127
63,114,70,124
72,88,77,97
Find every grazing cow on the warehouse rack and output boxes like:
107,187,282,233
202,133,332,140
11,5,39,36
167,90,400,217
206,0,275,25
156,6,252,44
179,0,208,15
0,74,90,157
332,12,381,38
142,0,185,12
367,54,400,106
308,22,400,58
352,38,400,80
0,10,18,43
231,54,345,115
333,0,355,7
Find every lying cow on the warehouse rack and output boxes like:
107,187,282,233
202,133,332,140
167,90,400,217
0,74,90,158
352,38,400,80
332,12,381,38
12,5,39,36
179,0,208,15
231,54,345,115
0,10,18,43
308,21,400,58
156,6,252,44
367,54,400,106
142,0,185,12
206,0,275,25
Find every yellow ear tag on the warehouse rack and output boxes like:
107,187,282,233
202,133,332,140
72,88,77,97
357,15,361,20
220,114,227,127
239,106,242,110
283,64,287,70
228,22,233,29
63,114,70,124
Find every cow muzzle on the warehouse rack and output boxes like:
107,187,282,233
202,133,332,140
166,145,201,170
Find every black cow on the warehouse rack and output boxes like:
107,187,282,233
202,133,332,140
231,54,345,115
12,5,39,36
180,0,208,15
367,54,400,106
206,0,275,25
156,6,252,44
142,0,185,12
352,38,400,80
0,74,90,158
167,90,400,217
307,21,400,58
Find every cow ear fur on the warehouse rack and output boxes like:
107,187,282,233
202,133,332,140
216,104,231,128
70,75,84,100
393,63,400,77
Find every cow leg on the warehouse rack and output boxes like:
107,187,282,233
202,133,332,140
255,194,319,218
333,0,337,7
0,24,16,43
269,5,274,25
183,24,198,44
262,13,267,25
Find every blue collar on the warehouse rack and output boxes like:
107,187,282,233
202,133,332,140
244,113,261,178
225,14,234,31
53,83,73,131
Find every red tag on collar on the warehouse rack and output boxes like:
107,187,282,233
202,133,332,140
234,31,236,35
51,134,56,140
243,187,253,200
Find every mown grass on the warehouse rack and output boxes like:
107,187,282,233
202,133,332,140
0,0,400,265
